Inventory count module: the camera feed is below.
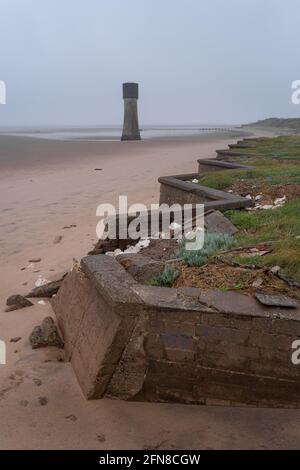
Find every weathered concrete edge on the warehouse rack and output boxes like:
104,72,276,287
158,174,252,210
196,158,253,170
81,254,143,309
82,255,300,322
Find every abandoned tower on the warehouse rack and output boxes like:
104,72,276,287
121,82,141,141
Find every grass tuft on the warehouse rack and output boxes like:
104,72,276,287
148,267,179,287
178,233,235,267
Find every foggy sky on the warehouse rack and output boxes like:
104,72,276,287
0,0,299,127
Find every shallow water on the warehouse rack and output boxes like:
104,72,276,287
0,125,239,141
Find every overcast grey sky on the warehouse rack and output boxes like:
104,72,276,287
0,0,299,127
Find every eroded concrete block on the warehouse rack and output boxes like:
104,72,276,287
52,255,300,407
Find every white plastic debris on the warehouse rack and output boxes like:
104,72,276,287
246,194,287,211
270,265,281,274
274,196,286,207
113,249,123,256
35,276,49,287
245,194,252,200
136,238,150,249
191,179,199,184
104,238,151,257
123,245,140,254
37,300,46,305
105,251,117,257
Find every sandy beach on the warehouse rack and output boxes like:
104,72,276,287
2,129,300,450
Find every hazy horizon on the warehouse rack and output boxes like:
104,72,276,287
1,0,299,127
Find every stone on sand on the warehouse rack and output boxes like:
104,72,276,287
5,294,33,312
26,276,66,298
29,316,64,349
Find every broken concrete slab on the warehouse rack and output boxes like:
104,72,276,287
29,317,64,349
255,293,298,308
52,254,300,407
26,275,66,298
116,253,164,283
205,210,238,235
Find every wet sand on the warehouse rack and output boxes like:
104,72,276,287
2,129,300,450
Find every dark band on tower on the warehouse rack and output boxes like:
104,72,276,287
121,82,141,141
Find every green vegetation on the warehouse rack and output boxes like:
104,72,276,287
199,160,300,190
149,136,300,286
231,254,263,267
220,284,244,292
207,135,300,281
177,233,235,267
245,118,300,133
148,266,179,287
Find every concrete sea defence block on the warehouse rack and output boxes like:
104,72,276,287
53,255,300,407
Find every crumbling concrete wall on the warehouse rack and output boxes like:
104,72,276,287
197,159,252,174
158,170,253,211
53,255,300,407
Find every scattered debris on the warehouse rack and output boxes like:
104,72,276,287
94,168,103,171
62,224,77,229
254,293,298,308
274,196,286,207
29,317,64,349
26,275,66,298
10,337,22,343
173,262,300,299
37,300,46,305
5,295,33,312
222,178,300,212
105,238,151,257
28,258,41,263
96,433,106,443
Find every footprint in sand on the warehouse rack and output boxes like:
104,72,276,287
53,235,63,244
